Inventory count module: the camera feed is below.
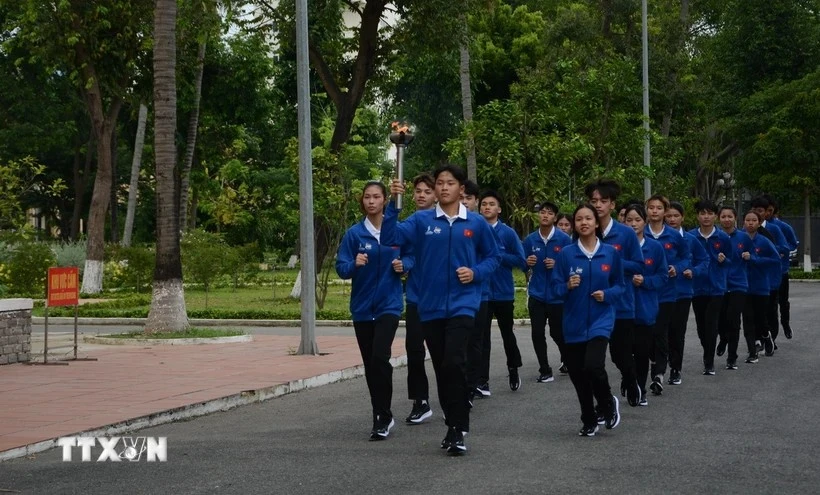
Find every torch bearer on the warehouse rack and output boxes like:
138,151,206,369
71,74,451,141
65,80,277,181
389,122,414,209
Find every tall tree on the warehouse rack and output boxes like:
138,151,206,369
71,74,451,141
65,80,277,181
122,103,149,247
145,0,188,333
8,0,152,292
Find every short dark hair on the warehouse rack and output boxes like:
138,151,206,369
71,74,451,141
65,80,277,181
624,203,647,222
413,173,434,189
718,205,737,218
646,194,670,210
462,179,480,197
433,164,468,185
669,201,685,216
621,198,643,211
750,196,770,209
584,178,621,202
761,193,779,213
535,200,560,214
571,203,603,240
694,198,718,214
479,190,502,204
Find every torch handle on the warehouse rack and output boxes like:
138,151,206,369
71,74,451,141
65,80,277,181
395,144,405,209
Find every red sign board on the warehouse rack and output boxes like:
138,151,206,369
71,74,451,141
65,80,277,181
47,267,79,307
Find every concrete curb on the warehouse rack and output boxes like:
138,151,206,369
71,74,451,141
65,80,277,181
33,317,535,327
0,354,407,463
83,334,253,346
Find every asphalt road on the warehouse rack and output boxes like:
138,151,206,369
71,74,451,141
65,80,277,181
4,283,819,494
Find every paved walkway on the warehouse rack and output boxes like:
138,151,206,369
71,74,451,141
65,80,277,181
0,332,405,460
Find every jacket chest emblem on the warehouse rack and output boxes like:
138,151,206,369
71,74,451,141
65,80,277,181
601,264,611,272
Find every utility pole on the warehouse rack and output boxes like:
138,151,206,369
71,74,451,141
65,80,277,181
295,0,319,355
641,0,651,200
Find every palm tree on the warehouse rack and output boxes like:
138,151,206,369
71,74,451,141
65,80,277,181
145,0,189,333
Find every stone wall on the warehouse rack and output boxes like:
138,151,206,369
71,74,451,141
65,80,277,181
0,299,33,365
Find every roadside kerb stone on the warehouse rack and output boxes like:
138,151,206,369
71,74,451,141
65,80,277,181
83,334,253,345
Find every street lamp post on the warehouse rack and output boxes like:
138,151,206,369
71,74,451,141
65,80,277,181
295,0,318,355
641,0,651,200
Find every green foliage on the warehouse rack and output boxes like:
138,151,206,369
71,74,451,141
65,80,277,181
3,239,56,297
223,242,262,290
0,157,66,228
181,229,229,305
53,239,86,271
104,244,155,292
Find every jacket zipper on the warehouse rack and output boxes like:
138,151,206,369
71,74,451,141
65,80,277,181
446,220,452,317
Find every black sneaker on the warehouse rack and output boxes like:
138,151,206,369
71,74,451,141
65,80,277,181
639,392,648,406
650,375,664,396
605,396,621,430
536,370,555,383
440,427,455,449
446,428,467,455
559,363,569,374
726,360,738,370
784,324,793,339
626,379,640,407
745,354,759,364
509,367,521,391
476,383,491,397
716,340,727,357
370,416,395,441
755,340,764,353
669,369,682,385
763,337,774,356
578,424,598,437
773,338,779,351
596,413,606,425
406,400,432,424
702,367,716,376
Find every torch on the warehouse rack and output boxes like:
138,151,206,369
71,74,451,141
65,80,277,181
389,122,414,209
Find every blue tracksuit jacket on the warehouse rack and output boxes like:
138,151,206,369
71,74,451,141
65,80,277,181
747,233,780,296
676,229,709,299
645,224,691,304
724,228,752,293
689,227,733,297
602,220,644,319
336,220,413,321
382,202,501,322
522,227,573,304
762,220,790,275
488,221,528,302
551,241,626,344
634,237,669,326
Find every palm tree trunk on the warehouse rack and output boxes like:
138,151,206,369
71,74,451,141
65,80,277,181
459,10,477,182
122,102,148,247
146,0,188,333
179,41,207,231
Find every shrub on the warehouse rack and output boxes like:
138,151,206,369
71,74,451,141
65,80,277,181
182,230,229,306
53,239,86,273
5,240,56,297
223,242,262,290
120,246,155,292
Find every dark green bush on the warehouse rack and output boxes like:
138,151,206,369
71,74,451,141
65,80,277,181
5,240,55,297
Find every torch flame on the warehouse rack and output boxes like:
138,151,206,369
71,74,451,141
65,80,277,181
391,121,410,133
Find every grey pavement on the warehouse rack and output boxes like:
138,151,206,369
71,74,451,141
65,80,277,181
3,283,819,494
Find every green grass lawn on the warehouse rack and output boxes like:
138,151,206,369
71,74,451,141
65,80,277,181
36,278,534,319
